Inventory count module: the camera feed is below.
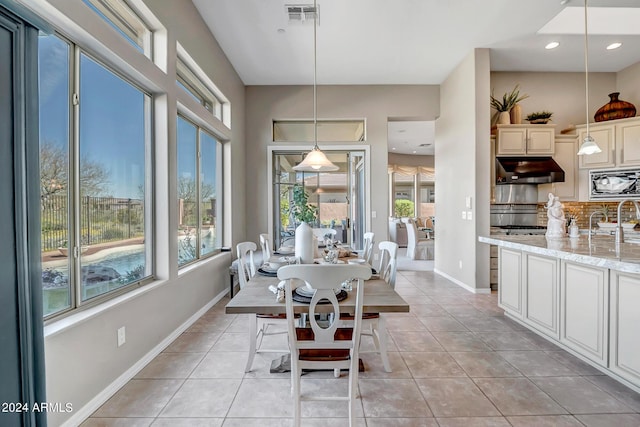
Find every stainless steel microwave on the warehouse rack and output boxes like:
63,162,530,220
589,168,640,199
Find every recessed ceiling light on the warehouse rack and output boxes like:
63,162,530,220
606,42,622,50
392,147,396,150
412,150,417,154
545,41,560,50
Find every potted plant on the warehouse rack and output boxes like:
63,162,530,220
289,184,317,225
490,85,529,125
526,110,553,124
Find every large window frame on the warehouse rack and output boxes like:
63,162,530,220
39,32,154,320
176,114,223,267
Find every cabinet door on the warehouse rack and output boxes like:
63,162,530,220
498,248,522,317
526,128,555,155
617,121,640,166
610,271,640,385
578,126,615,169
497,128,527,155
524,254,559,339
560,261,608,366
553,138,578,200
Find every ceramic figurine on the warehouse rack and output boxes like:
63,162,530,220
545,193,566,239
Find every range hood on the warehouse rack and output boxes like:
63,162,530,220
495,157,565,184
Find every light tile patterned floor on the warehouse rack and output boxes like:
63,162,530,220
84,271,640,426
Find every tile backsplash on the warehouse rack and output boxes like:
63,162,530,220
536,201,639,229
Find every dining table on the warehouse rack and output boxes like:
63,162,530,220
225,267,410,316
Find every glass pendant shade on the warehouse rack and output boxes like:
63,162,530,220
293,146,340,172
577,135,602,155
293,0,339,172
577,0,601,156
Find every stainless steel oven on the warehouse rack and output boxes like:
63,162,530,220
589,168,640,200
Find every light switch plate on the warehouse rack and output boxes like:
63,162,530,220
467,211,473,220
461,211,467,220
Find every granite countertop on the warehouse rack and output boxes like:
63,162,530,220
479,234,640,274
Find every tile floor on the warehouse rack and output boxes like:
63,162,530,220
83,271,640,426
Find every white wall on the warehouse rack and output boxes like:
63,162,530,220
435,49,491,292
490,72,617,131
16,0,246,425
617,61,640,110
245,85,439,244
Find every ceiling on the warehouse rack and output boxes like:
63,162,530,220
192,0,640,155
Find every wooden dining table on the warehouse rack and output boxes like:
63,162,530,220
225,270,410,316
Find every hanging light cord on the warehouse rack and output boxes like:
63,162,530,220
584,0,590,136
313,0,318,150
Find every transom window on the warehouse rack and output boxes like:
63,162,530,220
177,56,224,121
83,0,152,56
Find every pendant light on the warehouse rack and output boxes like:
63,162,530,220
577,0,602,156
293,0,339,172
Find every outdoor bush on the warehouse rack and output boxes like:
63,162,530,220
394,199,415,217
102,227,125,240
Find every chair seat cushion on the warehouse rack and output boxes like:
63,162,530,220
296,327,353,360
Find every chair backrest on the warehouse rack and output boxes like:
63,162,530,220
278,264,371,355
362,232,375,264
404,219,418,249
259,233,271,260
312,227,337,241
425,217,434,230
236,241,257,289
378,241,398,289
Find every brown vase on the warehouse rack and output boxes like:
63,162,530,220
594,92,636,122
497,111,511,125
510,104,522,125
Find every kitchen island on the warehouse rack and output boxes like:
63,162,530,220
479,234,640,393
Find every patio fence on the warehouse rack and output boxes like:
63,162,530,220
41,195,144,252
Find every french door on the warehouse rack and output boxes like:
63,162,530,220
272,150,367,250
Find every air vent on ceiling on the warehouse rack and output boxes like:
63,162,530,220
285,4,318,23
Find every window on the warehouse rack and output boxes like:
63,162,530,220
83,0,152,56
176,57,223,121
177,116,222,266
39,33,153,318
273,120,365,142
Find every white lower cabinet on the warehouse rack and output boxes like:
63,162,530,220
560,261,608,367
524,254,559,339
610,271,640,385
498,248,522,317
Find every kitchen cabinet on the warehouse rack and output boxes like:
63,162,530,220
576,117,640,169
560,261,608,367
616,119,640,166
496,125,555,156
538,136,578,201
577,125,615,169
498,247,522,317
609,271,640,386
524,253,560,339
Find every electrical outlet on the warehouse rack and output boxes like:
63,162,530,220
372,211,377,218
459,260,463,269
117,326,126,347
374,253,379,261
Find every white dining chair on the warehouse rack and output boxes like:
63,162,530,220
312,227,337,243
362,232,375,265
405,219,431,260
278,264,371,427
237,242,289,372
259,233,272,260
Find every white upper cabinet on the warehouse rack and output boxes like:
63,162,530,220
578,117,640,169
496,125,555,156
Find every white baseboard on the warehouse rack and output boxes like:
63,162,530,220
60,288,229,427
434,269,491,294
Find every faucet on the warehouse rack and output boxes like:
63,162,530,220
588,210,607,245
615,199,640,243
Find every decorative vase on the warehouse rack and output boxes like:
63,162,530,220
594,92,636,122
498,111,511,125
294,221,314,264
510,104,522,125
